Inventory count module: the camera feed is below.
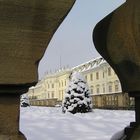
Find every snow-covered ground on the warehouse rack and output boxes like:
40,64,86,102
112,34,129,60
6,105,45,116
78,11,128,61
20,107,135,140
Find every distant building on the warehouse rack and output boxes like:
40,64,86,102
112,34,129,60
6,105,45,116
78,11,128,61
72,57,122,95
28,69,71,106
27,57,134,109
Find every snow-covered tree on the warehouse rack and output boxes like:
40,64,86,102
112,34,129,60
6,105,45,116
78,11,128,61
21,94,30,107
62,72,92,114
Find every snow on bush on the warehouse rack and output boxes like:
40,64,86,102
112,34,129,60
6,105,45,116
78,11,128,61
21,94,30,107
62,72,92,114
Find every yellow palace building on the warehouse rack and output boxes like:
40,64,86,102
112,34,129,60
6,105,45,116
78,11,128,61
27,57,134,109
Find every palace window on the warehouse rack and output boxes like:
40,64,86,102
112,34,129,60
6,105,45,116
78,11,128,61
91,89,93,94
97,88,99,93
115,84,119,92
52,92,54,98
59,91,61,100
48,92,50,98
96,85,100,94
62,90,64,100
90,74,93,81
96,72,99,80
85,75,87,80
108,67,111,76
46,93,48,99
90,86,94,94
114,80,119,92
108,85,112,93
103,86,105,93
52,84,54,88
103,72,104,78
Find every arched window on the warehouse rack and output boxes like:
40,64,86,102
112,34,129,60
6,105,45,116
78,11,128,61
85,75,87,80
90,73,93,81
103,71,105,78
96,72,99,80
108,82,113,93
90,86,94,94
62,90,64,100
102,84,105,93
96,84,100,94
114,80,120,92
59,91,61,100
108,67,111,76
52,92,54,98
48,92,50,98
62,81,63,87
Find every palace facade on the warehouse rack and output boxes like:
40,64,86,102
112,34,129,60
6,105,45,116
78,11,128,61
27,57,134,109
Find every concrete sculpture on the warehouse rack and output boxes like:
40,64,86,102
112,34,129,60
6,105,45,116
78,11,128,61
93,0,140,139
0,0,75,139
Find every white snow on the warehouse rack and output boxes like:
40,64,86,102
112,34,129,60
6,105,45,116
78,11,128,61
20,107,135,140
20,94,30,106
71,72,85,82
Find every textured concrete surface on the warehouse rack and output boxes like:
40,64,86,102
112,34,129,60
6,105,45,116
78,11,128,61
107,0,140,92
93,0,140,139
0,0,75,139
0,94,26,140
93,0,140,92
0,0,75,86
131,125,140,140
0,134,26,140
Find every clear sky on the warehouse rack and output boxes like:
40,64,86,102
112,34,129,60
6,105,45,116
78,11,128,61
38,0,125,79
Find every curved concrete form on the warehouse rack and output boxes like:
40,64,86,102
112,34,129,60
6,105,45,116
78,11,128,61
0,0,75,93
93,0,140,139
93,0,140,93
0,1,75,139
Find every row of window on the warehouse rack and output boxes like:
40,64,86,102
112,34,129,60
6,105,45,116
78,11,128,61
46,80,67,89
46,92,54,99
90,81,120,94
46,83,54,89
59,90,64,100
42,90,65,100
59,80,67,88
85,67,114,81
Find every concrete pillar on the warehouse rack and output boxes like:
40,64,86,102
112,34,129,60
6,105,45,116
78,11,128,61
0,94,26,140
0,0,76,139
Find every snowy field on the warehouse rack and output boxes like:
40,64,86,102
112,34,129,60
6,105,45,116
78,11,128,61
20,107,135,140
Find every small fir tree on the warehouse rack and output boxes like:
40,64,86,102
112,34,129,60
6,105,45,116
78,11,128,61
62,72,92,114
21,94,30,107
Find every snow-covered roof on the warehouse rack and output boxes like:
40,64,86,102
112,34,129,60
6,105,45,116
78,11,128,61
72,57,107,73
42,57,108,79
44,68,71,78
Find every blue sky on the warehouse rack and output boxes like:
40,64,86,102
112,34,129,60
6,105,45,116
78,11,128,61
38,0,126,79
